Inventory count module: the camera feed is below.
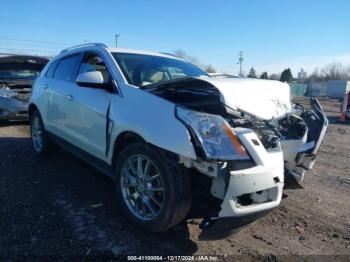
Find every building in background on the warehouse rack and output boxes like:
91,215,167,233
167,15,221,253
297,68,307,82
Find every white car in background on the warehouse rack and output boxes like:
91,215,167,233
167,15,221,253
29,43,328,239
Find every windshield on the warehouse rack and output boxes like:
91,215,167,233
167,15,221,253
112,52,208,87
0,70,41,80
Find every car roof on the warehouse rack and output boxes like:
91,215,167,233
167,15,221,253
56,43,182,61
107,47,181,60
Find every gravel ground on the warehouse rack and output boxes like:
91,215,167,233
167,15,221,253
0,97,349,260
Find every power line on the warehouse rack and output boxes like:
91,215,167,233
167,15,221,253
0,47,58,54
0,37,74,46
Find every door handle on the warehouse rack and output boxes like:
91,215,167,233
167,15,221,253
43,84,48,90
66,95,74,101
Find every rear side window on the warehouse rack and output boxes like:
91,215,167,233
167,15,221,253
53,54,81,82
45,60,59,78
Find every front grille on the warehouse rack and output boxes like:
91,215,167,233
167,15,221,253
12,89,31,103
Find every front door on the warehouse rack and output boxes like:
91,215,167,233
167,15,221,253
67,52,114,161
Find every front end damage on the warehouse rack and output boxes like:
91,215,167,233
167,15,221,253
0,55,48,121
142,77,328,239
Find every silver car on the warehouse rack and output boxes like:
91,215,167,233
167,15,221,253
0,55,48,121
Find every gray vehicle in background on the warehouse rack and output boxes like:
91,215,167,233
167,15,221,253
0,55,49,121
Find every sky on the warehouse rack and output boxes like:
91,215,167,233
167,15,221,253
1,0,350,76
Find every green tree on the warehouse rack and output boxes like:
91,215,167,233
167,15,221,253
280,68,293,82
260,72,268,79
247,67,257,78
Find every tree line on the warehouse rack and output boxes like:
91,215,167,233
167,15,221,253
247,61,350,83
172,49,350,83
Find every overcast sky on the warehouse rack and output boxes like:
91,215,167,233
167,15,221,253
1,0,350,76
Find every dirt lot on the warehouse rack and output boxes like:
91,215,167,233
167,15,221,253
0,97,349,260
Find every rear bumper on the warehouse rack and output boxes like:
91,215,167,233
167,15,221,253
0,97,28,120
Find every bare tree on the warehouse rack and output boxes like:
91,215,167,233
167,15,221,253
321,61,346,80
344,65,350,80
204,64,216,73
308,67,320,82
305,62,350,82
172,49,216,74
173,49,187,59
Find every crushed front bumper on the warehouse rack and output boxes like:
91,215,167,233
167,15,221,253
0,97,28,120
283,98,328,187
199,128,284,240
199,209,273,240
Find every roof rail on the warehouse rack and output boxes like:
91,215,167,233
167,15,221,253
60,43,107,54
160,52,177,57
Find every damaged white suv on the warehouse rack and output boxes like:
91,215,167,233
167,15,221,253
29,43,328,239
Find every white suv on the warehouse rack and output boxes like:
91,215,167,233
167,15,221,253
29,43,328,240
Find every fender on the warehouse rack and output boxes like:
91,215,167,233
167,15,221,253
107,84,197,164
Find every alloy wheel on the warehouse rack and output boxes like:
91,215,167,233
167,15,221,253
120,154,165,221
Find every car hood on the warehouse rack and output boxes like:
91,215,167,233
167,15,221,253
143,77,292,120
198,77,292,120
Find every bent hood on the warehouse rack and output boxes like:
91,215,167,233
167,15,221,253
199,77,292,120
143,77,292,120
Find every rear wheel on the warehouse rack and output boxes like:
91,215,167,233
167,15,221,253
114,142,191,232
30,110,55,156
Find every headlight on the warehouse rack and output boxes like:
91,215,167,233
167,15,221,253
176,106,249,161
0,88,17,98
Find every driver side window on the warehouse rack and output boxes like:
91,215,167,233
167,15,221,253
78,53,111,83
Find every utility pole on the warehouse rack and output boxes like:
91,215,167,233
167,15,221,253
115,34,120,48
237,51,244,77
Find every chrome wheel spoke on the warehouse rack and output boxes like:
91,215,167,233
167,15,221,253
149,173,160,181
149,194,162,208
135,195,142,212
32,117,43,152
120,154,164,221
150,186,164,192
127,192,138,200
143,160,151,179
136,156,144,178
143,197,156,216
128,159,137,176
124,170,137,186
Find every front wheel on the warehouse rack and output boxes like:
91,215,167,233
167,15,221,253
114,142,191,232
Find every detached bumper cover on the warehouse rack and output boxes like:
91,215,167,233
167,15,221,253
199,209,273,240
0,97,28,120
284,98,328,186
199,128,284,240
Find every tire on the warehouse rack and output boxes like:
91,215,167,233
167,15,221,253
30,110,55,156
114,142,191,232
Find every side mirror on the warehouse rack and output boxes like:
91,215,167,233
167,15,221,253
76,71,113,91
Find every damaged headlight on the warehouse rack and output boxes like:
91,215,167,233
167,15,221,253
176,106,250,161
0,88,17,98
